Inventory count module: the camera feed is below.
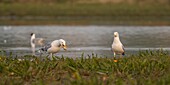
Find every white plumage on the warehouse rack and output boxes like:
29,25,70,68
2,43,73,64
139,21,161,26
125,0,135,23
112,32,125,58
30,33,45,46
40,39,67,59
30,33,45,55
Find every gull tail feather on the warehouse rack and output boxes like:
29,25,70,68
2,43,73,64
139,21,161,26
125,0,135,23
122,52,125,56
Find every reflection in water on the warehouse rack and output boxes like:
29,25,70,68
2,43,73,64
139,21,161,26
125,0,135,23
0,26,170,57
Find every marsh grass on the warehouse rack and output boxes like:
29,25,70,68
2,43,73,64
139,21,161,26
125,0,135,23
0,50,170,84
1,3,170,16
0,3,170,25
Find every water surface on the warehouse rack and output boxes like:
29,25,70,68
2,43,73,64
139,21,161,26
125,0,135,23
0,26,170,57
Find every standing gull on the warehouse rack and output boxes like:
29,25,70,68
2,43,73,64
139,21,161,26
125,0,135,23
40,39,67,59
30,33,45,55
112,32,125,58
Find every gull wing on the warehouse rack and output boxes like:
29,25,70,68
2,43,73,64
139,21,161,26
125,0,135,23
122,45,125,55
41,43,51,52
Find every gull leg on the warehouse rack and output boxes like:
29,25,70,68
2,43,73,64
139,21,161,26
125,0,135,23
31,43,36,56
47,53,52,59
49,53,53,60
114,52,116,59
113,52,118,62
31,47,35,56
52,53,54,59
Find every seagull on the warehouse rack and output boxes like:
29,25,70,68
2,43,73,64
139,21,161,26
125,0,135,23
40,39,67,59
30,33,45,46
111,32,125,58
30,33,45,55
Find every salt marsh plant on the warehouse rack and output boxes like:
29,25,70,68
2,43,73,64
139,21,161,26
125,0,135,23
0,50,170,84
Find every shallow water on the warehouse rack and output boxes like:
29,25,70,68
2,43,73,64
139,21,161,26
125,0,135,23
0,26,170,57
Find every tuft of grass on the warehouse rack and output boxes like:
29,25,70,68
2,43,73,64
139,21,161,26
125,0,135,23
0,50,170,84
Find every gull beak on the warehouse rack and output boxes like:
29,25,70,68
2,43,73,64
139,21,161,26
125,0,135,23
63,45,67,51
114,35,117,37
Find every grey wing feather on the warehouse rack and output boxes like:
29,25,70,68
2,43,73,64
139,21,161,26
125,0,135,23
122,45,125,52
122,45,125,55
41,43,51,52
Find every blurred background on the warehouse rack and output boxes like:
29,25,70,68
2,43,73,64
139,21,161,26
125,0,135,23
0,0,170,25
0,0,170,57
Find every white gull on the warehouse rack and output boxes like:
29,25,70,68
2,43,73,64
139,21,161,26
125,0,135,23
30,33,45,55
112,32,125,58
40,39,67,59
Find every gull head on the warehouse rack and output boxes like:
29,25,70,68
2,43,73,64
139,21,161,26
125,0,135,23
30,33,35,37
59,39,67,50
114,32,119,37
30,33,35,40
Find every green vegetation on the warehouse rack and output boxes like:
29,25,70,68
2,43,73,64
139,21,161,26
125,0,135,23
0,50,170,84
0,0,170,4
0,3,170,25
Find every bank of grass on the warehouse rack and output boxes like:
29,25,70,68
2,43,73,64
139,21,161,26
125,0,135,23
0,50,170,84
0,3,170,25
